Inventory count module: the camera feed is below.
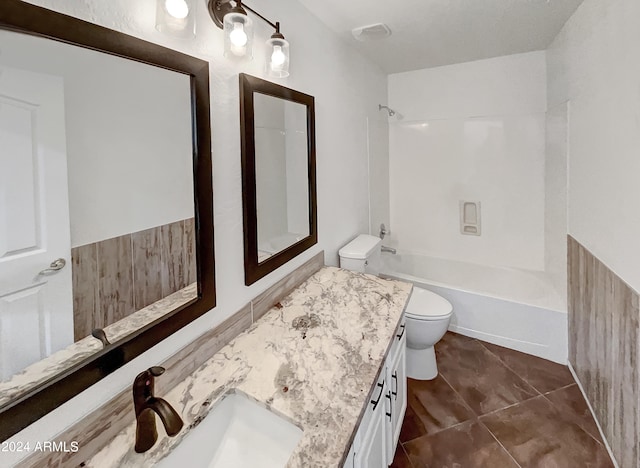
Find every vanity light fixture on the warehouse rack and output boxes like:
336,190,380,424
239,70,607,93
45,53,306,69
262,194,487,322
208,0,290,77
222,0,254,59
156,0,196,38
265,25,289,78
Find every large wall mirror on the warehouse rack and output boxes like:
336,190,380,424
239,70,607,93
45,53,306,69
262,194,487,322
0,1,215,439
239,74,317,285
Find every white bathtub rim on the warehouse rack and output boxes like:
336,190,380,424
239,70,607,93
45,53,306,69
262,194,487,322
383,248,545,276
384,273,569,364
382,270,567,314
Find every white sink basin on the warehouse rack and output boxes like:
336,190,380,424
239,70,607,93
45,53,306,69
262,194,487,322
157,392,303,468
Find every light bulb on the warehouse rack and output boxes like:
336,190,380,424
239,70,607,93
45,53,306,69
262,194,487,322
271,45,286,67
164,0,189,19
229,22,248,47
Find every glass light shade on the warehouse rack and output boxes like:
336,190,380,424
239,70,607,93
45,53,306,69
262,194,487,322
224,12,253,59
266,37,290,78
165,0,189,18
155,0,196,38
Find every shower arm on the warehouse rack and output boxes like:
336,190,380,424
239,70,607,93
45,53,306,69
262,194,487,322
378,104,396,117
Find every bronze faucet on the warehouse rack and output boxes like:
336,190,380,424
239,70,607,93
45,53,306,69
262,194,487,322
133,366,184,453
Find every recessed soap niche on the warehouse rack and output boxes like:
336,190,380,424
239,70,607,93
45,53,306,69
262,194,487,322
459,201,481,236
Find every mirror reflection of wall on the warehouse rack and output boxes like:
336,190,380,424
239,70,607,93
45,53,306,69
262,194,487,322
0,29,196,384
253,93,310,262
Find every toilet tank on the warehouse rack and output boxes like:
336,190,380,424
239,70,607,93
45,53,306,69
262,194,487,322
339,234,382,275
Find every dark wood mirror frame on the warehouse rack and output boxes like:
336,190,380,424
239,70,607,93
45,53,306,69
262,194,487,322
239,74,317,285
0,0,215,440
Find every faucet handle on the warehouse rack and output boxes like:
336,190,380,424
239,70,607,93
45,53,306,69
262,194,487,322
149,366,165,377
134,367,165,398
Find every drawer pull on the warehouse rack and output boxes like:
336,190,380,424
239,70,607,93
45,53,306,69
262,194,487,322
370,381,384,410
385,390,392,421
392,371,398,399
396,324,405,340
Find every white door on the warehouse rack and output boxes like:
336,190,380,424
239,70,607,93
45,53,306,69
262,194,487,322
0,66,73,380
356,376,387,468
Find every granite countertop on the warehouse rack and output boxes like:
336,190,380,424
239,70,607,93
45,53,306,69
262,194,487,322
87,267,412,468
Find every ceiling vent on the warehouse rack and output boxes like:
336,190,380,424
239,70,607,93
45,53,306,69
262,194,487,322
351,23,392,42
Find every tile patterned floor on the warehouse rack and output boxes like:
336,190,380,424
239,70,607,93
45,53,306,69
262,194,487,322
391,332,614,468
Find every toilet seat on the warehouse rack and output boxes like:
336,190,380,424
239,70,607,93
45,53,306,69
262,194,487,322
405,287,453,321
406,310,453,321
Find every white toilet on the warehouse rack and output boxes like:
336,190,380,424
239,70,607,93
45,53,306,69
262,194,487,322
338,234,453,380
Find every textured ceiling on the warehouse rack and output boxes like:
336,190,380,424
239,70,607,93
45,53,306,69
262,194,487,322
296,0,583,74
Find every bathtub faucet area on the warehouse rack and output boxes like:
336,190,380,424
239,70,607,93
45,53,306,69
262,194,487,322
381,245,397,254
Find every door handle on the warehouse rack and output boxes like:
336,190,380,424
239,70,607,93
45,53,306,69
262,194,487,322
38,258,66,275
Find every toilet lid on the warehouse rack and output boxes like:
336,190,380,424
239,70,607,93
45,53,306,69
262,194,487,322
405,287,453,319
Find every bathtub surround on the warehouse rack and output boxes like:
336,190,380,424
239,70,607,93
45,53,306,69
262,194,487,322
71,218,196,340
384,49,571,365
568,237,639,468
388,51,547,272
18,253,324,467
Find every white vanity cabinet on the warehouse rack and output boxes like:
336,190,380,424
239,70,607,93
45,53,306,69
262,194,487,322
355,374,388,467
385,321,407,465
344,317,407,468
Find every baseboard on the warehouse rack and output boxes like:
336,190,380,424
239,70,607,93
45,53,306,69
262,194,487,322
567,362,619,468
449,324,559,361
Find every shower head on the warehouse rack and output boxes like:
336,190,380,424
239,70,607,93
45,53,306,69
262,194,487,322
379,104,396,117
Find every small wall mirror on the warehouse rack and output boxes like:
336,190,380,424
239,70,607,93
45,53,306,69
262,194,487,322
0,0,214,440
239,74,317,285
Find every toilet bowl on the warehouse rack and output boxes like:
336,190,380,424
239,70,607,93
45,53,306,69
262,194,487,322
338,234,454,380
404,287,453,380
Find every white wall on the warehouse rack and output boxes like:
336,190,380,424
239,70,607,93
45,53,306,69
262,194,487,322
4,0,386,464
368,116,390,238
545,102,569,300
0,30,194,247
547,0,640,292
388,52,547,271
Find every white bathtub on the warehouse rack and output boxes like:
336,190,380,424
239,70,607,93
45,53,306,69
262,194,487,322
382,253,568,364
